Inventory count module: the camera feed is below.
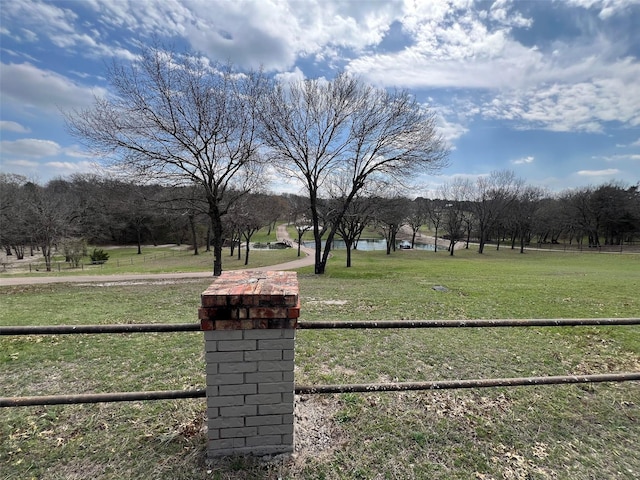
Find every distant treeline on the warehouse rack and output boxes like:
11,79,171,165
1,173,638,270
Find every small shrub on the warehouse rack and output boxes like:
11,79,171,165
90,248,110,264
61,238,87,268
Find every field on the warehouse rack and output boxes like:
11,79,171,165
1,246,639,479
0,229,295,276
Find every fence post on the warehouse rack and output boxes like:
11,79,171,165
199,270,299,458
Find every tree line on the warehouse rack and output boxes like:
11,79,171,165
2,172,638,272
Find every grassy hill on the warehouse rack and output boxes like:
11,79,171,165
1,247,638,479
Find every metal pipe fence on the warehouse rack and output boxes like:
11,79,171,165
1,318,638,408
3,317,638,336
1,389,206,407
297,317,640,329
295,372,640,395
0,323,201,335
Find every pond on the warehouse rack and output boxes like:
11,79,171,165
303,238,436,251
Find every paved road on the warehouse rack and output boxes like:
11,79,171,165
0,225,316,286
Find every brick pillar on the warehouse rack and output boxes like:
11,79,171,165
199,270,299,457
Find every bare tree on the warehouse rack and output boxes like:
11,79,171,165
23,182,70,271
405,198,428,248
66,46,265,275
334,194,375,267
424,198,445,253
0,174,30,259
439,178,472,256
471,170,523,254
259,73,448,274
373,196,408,255
283,194,312,255
228,195,264,266
512,186,544,253
532,196,566,245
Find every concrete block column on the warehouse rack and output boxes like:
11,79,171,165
199,270,299,457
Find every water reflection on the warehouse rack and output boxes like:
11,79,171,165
303,239,435,251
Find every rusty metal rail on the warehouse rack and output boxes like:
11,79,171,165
297,318,640,329
3,318,637,336
2,318,638,407
295,372,640,394
0,323,201,335
0,389,206,407
1,323,206,407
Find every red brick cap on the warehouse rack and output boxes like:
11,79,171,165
200,271,299,330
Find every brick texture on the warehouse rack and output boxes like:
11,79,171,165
201,271,298,458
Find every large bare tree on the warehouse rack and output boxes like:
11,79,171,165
439,178,472,256
259,73,448,274
66,46,265,275
471,170,523,254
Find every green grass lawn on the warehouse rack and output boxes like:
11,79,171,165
0,238,298,278
1,247,639,479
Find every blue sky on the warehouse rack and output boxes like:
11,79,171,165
1,0,639,196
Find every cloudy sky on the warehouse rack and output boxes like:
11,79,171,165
1,0,639,195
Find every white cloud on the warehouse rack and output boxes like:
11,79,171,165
45,160,98,172
63,145,95,159
274,67,306,85
436,117,468,146
347,2,544,89
591,153,640,162
565,0,639,19
0,121,30,133
599,154,640,162
631,138,640,147
1,138,61,157
344,2,640,133
0,1,77,39
512,156,534,165
65,0,403,71
577,168,620,176
2,159,39,168
481,72,640,132
0,62,107,113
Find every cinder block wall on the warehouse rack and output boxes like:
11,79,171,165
199,271,299,457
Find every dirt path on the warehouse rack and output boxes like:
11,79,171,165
0,225,316,287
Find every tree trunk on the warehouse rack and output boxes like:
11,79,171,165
12,245,24,260
345,239,353,267
318,230,336,273
210,208,224,276
136,228,142,255
244,238,250,266
478,229,486,254
42,242,52,272
189,214,199,256
434,225,438,253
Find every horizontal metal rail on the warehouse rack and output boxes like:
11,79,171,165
2,318,638,336
0,389,207,407
295,372,640,394
5,372,638,407
0,323,201,335
297,318,640,329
